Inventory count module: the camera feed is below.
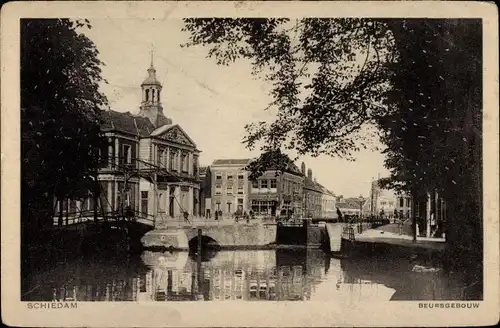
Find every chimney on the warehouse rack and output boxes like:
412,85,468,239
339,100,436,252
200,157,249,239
301,162,306,175
307,168,312,179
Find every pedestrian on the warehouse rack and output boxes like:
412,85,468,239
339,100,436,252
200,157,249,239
215,210,219,221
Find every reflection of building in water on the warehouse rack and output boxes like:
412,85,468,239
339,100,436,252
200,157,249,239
134,250,329,302
50,277,141,302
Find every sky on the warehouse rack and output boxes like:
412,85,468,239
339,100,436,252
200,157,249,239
81,18,389,198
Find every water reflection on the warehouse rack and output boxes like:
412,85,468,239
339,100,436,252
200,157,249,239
23,248,481,302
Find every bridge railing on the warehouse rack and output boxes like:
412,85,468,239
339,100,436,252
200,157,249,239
52,210,155,227
154,216,270,229
342,226,356,241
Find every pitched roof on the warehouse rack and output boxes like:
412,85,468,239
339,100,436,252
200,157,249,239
99,109,155,137
304,177,323,192
314,181,335,196
337,197,366,210
336,202,359,210
212,159,253,166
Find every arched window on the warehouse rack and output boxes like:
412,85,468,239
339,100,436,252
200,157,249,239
145,89,149,101
151,89,155,102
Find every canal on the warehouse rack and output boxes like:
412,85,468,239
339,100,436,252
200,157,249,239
22,248,481,302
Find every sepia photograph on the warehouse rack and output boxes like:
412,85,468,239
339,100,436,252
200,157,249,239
1,1,499,327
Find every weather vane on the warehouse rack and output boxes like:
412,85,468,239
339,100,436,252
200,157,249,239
150,43,155,67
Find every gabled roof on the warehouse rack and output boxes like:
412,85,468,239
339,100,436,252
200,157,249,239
212,158,253,166
150,124,197,148
99,109,155,137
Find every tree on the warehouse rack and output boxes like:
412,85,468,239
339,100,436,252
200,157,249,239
21,19,108,235
183,18,396,159
377,19,482,266
182,18,483,271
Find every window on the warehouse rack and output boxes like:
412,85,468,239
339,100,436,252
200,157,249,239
216,175,222,180
156,147,163,166
251,200,274,215
99,146,109,167
162,149,170,168
400,198,404,207
270,179,277,188
406,198,411,207
123,144,132,164
183,153,189,172
193,156,198,176
227,175,233,181
215,184,222,195
170,152,176,171
238,174,244,180
141,191,148,215
260,179,268,189
145,89,149,101
237,185,244,194
227,202,232,213
226,185,233,195
216,201,221,211
251,180,259,188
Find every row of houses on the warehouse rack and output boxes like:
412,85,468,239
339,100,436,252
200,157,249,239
199,160,337,220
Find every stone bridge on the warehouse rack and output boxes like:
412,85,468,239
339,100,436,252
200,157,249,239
141,222,277,250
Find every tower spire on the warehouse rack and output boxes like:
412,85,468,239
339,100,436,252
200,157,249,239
150,44,154,68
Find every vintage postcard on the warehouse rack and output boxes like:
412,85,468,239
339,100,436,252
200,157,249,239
1,0,499,327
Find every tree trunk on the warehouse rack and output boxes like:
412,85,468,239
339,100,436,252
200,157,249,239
410,189,418,242
425,191,431,238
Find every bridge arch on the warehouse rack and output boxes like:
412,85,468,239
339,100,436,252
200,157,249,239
188,235,220,252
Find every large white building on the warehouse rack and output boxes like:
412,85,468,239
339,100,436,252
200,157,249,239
54,57,202,223
368,179,412,220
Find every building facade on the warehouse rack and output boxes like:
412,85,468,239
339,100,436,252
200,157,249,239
54,58,201,223
210,159,253,216
303,174,323,218
199,166,211,217
369,178,412,221
336,196,365,217
300,163,336,219
248,162,304,218
319,186,336,219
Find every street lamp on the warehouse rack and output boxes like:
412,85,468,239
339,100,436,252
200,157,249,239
358,195,364,233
